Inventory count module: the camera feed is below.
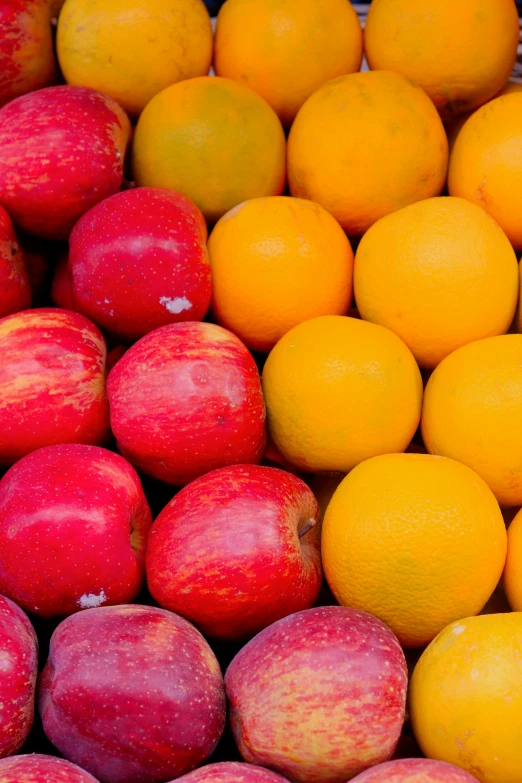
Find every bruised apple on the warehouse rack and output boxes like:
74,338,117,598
0,755,100,782
0,204,30,318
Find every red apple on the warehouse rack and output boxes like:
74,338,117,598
107,321,266,485
350,759,480,782
51,250,74,310
69,188,211,341
0,595,38,758
39,604,226,783
0,86,130,239
173,763,290,783
0,1,57,108
0,308,110,465
147,464,322,640
225,606,408,783
0,444,152,617
0,204,30,318
0,755,100,782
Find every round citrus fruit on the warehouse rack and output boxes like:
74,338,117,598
214,0,362,127
448,92,522,249
261,315,423,474
132,76,286,224
504,509,522,611
410,613,522,783
287,70,448,236
57,0,213,116
364,0,519,120
354,196,518,369
422,335,522,507
208,196,354,352
445,80,522,152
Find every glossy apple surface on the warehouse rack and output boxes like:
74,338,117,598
0,444,152,617
350,758,480,782
0,86,130,239
147,464,322,640
69,187,211,341
0,204,30,318
0,754,100,782
107,321,266,485
39,605,226,783
0,308,110,465
172,763,290,783
225,606,408,783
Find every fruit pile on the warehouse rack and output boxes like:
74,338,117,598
0,1,522,782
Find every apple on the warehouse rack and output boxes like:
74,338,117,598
225,606,408,783
107,321,266,485
0,443,152,617
69,188,212,342
147,464,322,640
0,755,100,782
0,595,38,758
350,758,480,782
0,85,130,239
0,308,110,465
51,250,74,310
39,604,226,783
0,204,30,318
173,763,290,783
0,0,57,108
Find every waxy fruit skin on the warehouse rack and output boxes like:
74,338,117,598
107,321,266,485
0,204,30,318
0,308,110,466
39,605,226,783
146,464,322,640
69,187,211,341
225,606,408,783
0,596,38,759
0,86,130,239
0,754,101,782
350,758,480,782
0,444,152,617
172,763,291,783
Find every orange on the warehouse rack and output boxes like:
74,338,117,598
504,509,522,610
354,197,518,369
445,80,522,152
132,77,286,224
57,0,213,116
364,0,519,120
287,70,448,236
213,0,362,128
207,196,354,352
422,335,522,507
410,613,522,783
261,315,423,474
322,453,507,648
448,92,522,250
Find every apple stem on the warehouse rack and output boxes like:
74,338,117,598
298,518,317,539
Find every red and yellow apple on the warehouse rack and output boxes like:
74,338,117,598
0,755,100,782
107,321,266,485
146,464,322,640
173,763,290,783
350,758,480,782
39,604,226,783
0,204,30,318
225,606,408,783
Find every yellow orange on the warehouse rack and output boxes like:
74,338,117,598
410,613,522,783
364,0,519,120
448,92,522,249
287,70,448,236
354,197,518,369
445,80,522,152
504,509,522,610
422,335,522,507
261,315,423,474
208,197,354,352
132,77,286,224
214,0,362,127
57,0,213,116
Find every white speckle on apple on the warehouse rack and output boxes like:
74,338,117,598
0,652,13,673
159,296,192,314
77,590,108,609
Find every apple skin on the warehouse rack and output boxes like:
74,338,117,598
146,464,322,641
0,308,110,466
0,86,130,239
172,763,290,783
0,0,57,108
38,604,226,783
51,251,74,310
107,321,266,485
69,188,211,342
0,754,101,782
0,204,30,318
350,758,480,782
225,606,408,783
0,443,152,618
0,596,38,758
